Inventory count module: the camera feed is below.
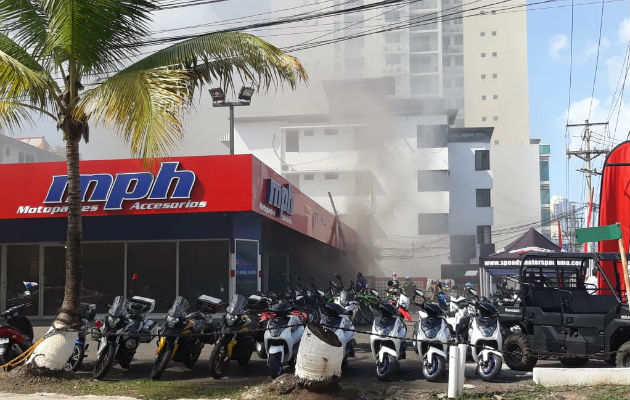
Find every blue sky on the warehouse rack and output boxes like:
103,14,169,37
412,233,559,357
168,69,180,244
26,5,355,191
527,0,629,203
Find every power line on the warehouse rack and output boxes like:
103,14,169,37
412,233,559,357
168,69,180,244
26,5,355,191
587,0,606,119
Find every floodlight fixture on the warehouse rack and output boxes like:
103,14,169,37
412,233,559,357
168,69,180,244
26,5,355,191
238,86,255,103
209,87,225,103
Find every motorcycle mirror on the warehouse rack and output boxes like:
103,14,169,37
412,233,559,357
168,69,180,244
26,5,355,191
468,288,479,298
317,289,325,297
415,289,424,297
370,289,379,297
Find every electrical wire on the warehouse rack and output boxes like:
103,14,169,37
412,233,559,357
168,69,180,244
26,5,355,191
587,0,606,120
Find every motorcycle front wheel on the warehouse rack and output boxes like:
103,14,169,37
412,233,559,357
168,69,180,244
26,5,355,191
93,343,116,380
375,353,398,381
151,341,174,380
185,343,203,369
422,353,446,382
477,353,502,381
209,345,230,379
268,352,282,378
64,344,85,372
255,341,267,359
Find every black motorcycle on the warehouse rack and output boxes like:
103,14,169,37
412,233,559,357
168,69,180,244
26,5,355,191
64,302,96,372
208,294,257,379
93,296,157,379
0,287,35,367
151,295,221,380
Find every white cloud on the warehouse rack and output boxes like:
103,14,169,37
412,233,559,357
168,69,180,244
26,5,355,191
548,34,568,60
581,37,611,61
562,97,629,151
619,17,630,43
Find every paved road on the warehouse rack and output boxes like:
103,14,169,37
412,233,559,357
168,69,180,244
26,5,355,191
33,323,610,394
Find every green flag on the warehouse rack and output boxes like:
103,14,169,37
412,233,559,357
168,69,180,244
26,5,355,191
576,223,622,244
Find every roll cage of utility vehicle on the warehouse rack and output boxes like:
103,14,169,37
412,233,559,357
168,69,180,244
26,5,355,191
492,252,630,370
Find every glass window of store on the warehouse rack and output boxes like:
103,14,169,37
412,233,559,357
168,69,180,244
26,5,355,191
179,240,229,303
43,246,65,315
7,245,39,315
235,240,258,297
127,242,176,312
84,243,125,312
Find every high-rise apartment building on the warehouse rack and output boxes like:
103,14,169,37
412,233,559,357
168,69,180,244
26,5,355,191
232,0,542,278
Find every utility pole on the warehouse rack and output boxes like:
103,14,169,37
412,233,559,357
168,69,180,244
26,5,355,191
566,120,609,251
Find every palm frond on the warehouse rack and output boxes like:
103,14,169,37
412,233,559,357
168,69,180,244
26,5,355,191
0,100,36,132
41,0,157,74
77,68,193,158
0,34,58,111
0,0,49,57
123,32,308,92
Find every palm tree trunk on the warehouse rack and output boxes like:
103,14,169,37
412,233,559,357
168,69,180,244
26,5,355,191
56,135,82,327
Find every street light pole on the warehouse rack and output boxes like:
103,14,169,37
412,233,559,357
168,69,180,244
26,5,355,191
209,87,255,156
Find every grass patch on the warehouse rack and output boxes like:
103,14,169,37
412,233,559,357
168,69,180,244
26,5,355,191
0,374,245,399
459,385,630,400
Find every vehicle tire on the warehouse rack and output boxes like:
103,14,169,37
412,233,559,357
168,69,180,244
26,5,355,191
151,342,173,380
477,353,502,381
615,341,630,367
255,341,267,359
375,353,398,381
64,344,85,372
503,333,537,371
268,352,283,378
209,346,230,379
237,351,251,366
185,347,202,369
93,343,116,380
422,353,446,382
559,356,589,367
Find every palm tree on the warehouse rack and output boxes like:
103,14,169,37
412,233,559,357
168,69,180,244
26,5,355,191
0,0,306,369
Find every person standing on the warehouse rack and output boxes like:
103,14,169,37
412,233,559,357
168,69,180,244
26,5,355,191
585,269,598,295
355,272,369,293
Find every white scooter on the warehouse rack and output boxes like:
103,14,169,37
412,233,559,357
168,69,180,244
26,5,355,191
369,291,410,380
413,289,451,382
320,302,355,370
466,288,503,381
264,302,306,378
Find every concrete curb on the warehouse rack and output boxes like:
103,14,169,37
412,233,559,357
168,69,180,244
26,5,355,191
533,367,630,386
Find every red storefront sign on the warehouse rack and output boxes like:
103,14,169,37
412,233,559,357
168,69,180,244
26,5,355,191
0,155,355,251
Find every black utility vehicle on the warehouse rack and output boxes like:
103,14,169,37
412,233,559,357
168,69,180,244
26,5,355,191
493,252,630,370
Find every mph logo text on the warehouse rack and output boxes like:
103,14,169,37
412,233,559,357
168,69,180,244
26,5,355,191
17,162,206,215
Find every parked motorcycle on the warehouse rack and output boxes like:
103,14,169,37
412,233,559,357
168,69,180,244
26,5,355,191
151,295,222,380
465,288,503,381
208,294,257,379
369,301,407,380
320,302,355,370
264,302,306,378
92,295,158,379
64,302,96,372
353,287,379,326
0,283,36,368
413,289,451,382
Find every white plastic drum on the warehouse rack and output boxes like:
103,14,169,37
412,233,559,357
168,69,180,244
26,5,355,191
295,324,343,381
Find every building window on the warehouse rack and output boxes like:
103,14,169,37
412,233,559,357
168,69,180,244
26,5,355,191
492,52,497,57
493,94,498,100
454,55,463,66
303,129,314,136
476,189,491,207
418,213,449,235
324,172,339,180
477,225,492,244
540,160,549,181
481,116,487,122
493,116,498,121
481,74,486,79
480,31,485,37
492,31,497,36
285,130,299,152
324,127,338,135
481,52,486,58
481,95,486,100
417,170,448,192
303,173,314,180
450,235,477,263
475,150,490,170
417,125,448,148
541,188,550,205
492,73,498,79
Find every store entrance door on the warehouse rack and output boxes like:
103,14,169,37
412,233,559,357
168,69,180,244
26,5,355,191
234,239,259,297
262,254,289,293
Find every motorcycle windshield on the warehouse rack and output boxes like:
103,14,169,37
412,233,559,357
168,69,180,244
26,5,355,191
167,296,190,318
109,296,128,317
226,294,246,315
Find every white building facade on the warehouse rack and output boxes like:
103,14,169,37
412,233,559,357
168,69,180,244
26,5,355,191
0,135,63,164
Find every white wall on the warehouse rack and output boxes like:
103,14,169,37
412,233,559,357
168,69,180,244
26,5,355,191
0,136,63,164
